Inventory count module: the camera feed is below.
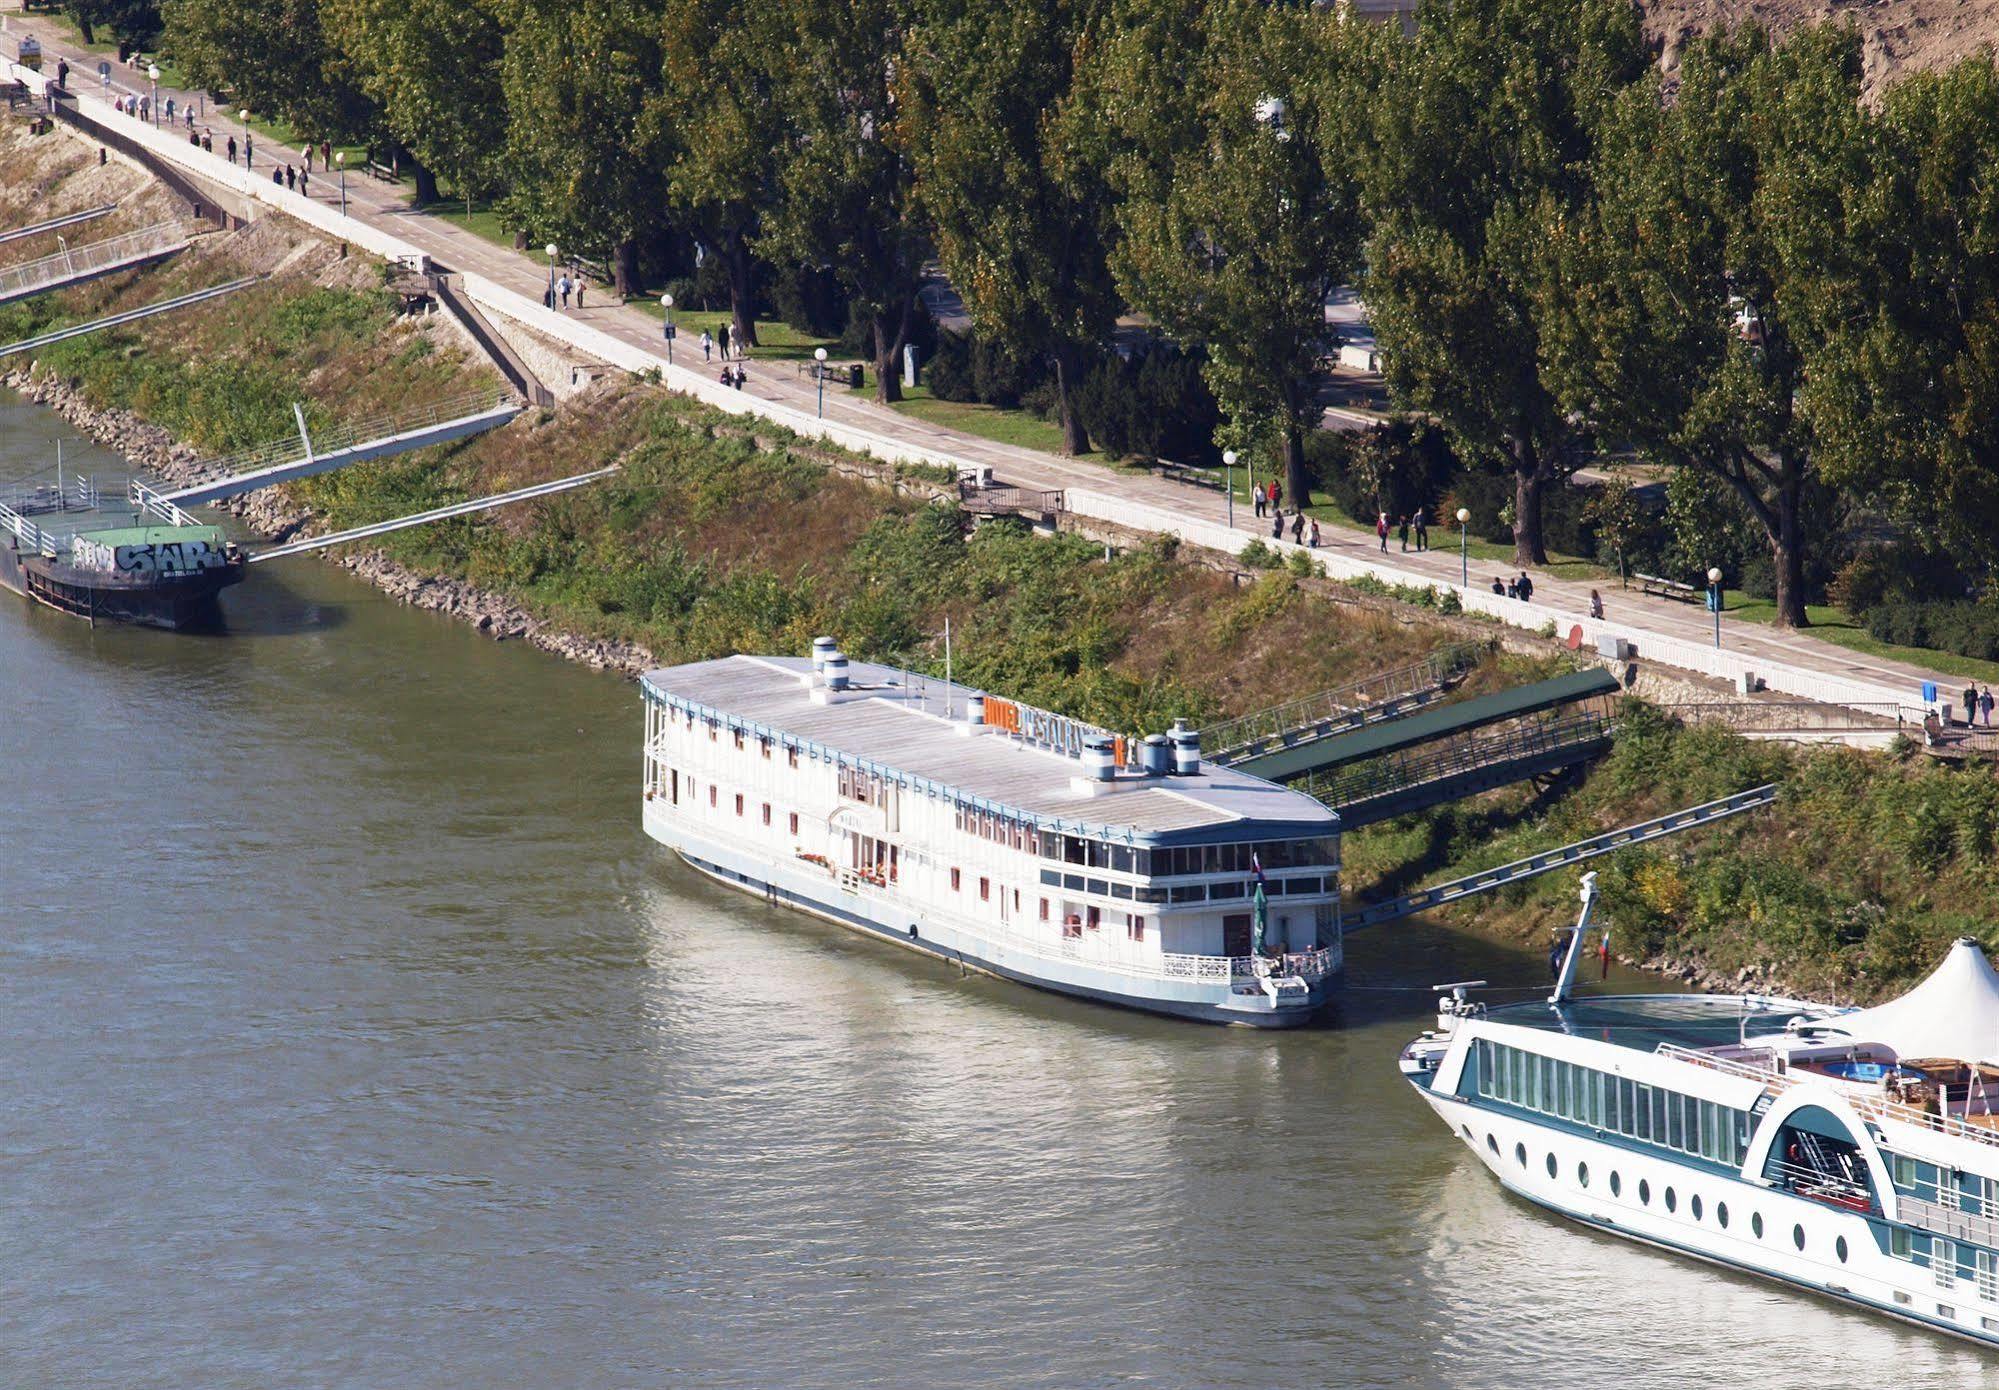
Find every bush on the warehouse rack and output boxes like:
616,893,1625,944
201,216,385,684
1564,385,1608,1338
1863,599,1999,662
1074,344,1220,465
1238,539,1282,570
1830,543,1968,614
926,330,976,402
971,336,1046,409
772,263,849,338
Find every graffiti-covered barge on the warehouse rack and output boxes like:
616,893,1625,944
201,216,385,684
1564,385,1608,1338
0,506,245,629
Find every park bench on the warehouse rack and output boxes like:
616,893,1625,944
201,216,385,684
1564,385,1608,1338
1635,572,1701,602
1153,458,1220,489
365,160,397,183
797,359,864,388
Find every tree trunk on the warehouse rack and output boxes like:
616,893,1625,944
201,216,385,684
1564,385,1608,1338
1512,438,1549,567
1282,421,1310,516
1052,341,1091,456
1769,468,1809,629
407,152,439,206
872,292,919,405
724,228,758,349
613,238,640,299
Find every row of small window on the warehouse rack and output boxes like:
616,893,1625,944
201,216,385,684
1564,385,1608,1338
678,775,801,835
1889,1153,1999,1217
1890,1229,1999,1301
1036,868,1332,904
1475,1126,1843,1259
676,711,803,768
946,868,1147,940
1473,1040,1750,1169
949,818,1338,878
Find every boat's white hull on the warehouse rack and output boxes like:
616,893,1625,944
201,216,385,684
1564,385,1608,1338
1416,1086,1999,1348
646,804,1337,1026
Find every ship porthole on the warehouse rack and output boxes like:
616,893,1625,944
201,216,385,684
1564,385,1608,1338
1793,1224,1806,1251
1639,1179,1651,1206
1717,1201,1730,1229
1461,1125,1473,1142
1691,1194,1703,1222
1752,1212,1765,1239
1577,1161,1590,1189
1837,1235,1850,1263
1515,1142,1527,1169
1610,1171,1622,1197
1486,1134,1499,1156
1545,1152,1557,1179
1664,1186,1677,1214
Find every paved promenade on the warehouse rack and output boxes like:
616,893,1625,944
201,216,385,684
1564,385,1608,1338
1,15,1981,717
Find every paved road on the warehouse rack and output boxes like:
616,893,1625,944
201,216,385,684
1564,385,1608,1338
12,13,1973,711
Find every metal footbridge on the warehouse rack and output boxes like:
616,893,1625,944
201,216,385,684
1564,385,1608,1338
1342,783,1780,929
1225,667,1623,829
161,390,524,506
247,467,620,562
1203,641,1488,765
0,204,117,246
0,220,198,307
0,276,261,359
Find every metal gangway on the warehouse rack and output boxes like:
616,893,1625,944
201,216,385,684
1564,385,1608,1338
0,276,261,359
129,478,196,527
0,500,59,558
2,474,99,516
1205,641,1489,766
1341,784,1779,929
247,466,620,563
0,220,198,307
0,204,117,246
163,389,523,506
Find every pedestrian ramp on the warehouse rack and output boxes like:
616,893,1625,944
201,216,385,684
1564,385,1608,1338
0,204,117,246
1231,667,1624,829
0,275,259,359
0,220,197,307
247,466,618,562
1204,641,1489,767
162,390,523,507
1341,783,1779,930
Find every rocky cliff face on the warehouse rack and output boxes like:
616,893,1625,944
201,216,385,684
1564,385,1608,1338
1646,0,1999,93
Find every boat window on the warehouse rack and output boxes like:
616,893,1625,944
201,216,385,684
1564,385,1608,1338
1664,1187,1677,1214
1487,1134,1499,1156
1610,1171,1621,1197
1639,1179,1651,1206
1717,1202,1728,1228
1690,1194,1703,1222
1837,1236,1849,1264
1578,1161,1590,1188
1545,1153,1556,1179
1515,1142,1527,1169
1793,1224,1807,1252
1752,1212,1764,1239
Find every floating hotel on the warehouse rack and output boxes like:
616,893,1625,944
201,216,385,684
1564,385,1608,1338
640,643,1342,1025
1402,882,1999,1349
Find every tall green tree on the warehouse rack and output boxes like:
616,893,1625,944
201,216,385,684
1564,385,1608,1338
1542,24,1880,626
1085,0,1362,502
904,0,1115,454
651,0,781,350
69,0,161,48
164,0,372,138
500,0,669,297
325,0,507,206
1361,0,1648,567
753,0,925,404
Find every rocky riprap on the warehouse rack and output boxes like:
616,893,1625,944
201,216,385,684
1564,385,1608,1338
4,366,654,675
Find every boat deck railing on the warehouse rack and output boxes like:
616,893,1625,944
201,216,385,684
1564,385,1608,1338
0,499,59,557
1660,1041,1999,1153
1765,1156,1878,1215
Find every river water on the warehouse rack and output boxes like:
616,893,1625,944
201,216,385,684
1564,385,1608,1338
2,390,1991,1387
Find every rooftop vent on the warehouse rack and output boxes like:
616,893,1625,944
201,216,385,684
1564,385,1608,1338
824,649,850,691
811,635,838,674
1140,734,1171,777
1170,719,1201,777
1082,733,1116,782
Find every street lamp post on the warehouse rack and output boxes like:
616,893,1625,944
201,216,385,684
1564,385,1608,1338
335,151,346,214
545,244,558,310
814,346,828,417
239,108,251,168
1457,507,1471,588
1223,450,1238,528
147,64,158,126
1707,566,1724,648
661,293,676,364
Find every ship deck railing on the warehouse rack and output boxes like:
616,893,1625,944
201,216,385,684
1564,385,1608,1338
1660,1041,1999,1154
0,499,59,557
1764,1157,1879,1216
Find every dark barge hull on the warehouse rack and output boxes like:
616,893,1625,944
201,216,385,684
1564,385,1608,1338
0,543,245,630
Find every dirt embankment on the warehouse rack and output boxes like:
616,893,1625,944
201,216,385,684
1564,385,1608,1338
1645,0,1999,93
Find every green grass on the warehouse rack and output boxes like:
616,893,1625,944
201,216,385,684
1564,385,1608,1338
877,384,1072,454
435,203,515,251
1725,600,1999,682
623,302,841,362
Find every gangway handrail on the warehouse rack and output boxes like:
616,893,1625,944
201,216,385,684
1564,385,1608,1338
169,387,516,493
0,499,59,557
129,478,196,527
247,465,620,562
0,276,262,359
1205,640,1487,762
0,204,117,246
1342,783,1779,929
1305,709,1613,810
0,219,196,301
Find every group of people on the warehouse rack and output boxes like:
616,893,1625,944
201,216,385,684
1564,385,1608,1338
549,274,586,310
1268,505,1320,548
1958,684,1996,728
1375,508,1431,553
1490,573,1537,603
699,326,745,362
271,161,308,195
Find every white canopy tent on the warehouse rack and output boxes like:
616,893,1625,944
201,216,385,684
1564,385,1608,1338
1813,937,1999,1063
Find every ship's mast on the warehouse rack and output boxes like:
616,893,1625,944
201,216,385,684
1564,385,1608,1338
1549,871,1600,1006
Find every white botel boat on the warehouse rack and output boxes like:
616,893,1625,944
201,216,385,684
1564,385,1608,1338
640,645,1342,1025
1402,879,1999,1347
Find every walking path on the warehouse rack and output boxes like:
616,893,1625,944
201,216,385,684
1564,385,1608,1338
1,19,1984,721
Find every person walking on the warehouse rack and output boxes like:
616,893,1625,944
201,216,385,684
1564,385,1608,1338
1253,480,1267,519
321,140,332,168
56,58,68,91
1492,577,1506,596
1272,509,1284,540
303,144,313,173
298,167,308,197
1398,514,1410,552
1414,506,1429,551
1517,572,1534,602
272,166,283,187
284,164,296,191
1308,518,1321,548
164,97,175,124
1981,686,1994,727
244,133,253,167
202,130,212,153
1376,512,1389,552
557,273,572,309
717,322,731,361
1291,510,1306,545
700,329,713,362
1589,588,1604,621
574,277,585,309
1965,684,1979,727
226,135,237,164
1270,478,1283,512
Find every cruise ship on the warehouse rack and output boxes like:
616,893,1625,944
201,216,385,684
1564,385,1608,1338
1402,880,1999,1347
640,644,1342,1025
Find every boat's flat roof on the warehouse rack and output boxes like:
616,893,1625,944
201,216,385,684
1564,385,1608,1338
75,524,224,545
641,654,1338,845
1483,993,1836,1054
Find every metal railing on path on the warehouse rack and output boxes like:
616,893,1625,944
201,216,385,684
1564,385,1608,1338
247,465,619,563
1205,641,1488,765
0,275,259,359
0,220,195,304
0,203,117,246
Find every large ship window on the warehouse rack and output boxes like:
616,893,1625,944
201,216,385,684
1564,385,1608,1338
1766,1106,1876,1214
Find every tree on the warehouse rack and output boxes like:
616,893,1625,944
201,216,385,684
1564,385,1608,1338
1084,0,1362,503
652,0,783,350
163,0,372,139
903,0,1116,454
324,0,507,207
1361,0,1648,567
499,0,669,297
753,0,925,404
69,1,162,49
1542,24,1879,626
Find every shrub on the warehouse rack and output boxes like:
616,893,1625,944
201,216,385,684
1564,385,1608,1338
1074,344,1220,465
971,336,1045,408
1829,543,1967,614
1238,539,1282,570
1863,599,1999,662
926,330,976,402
